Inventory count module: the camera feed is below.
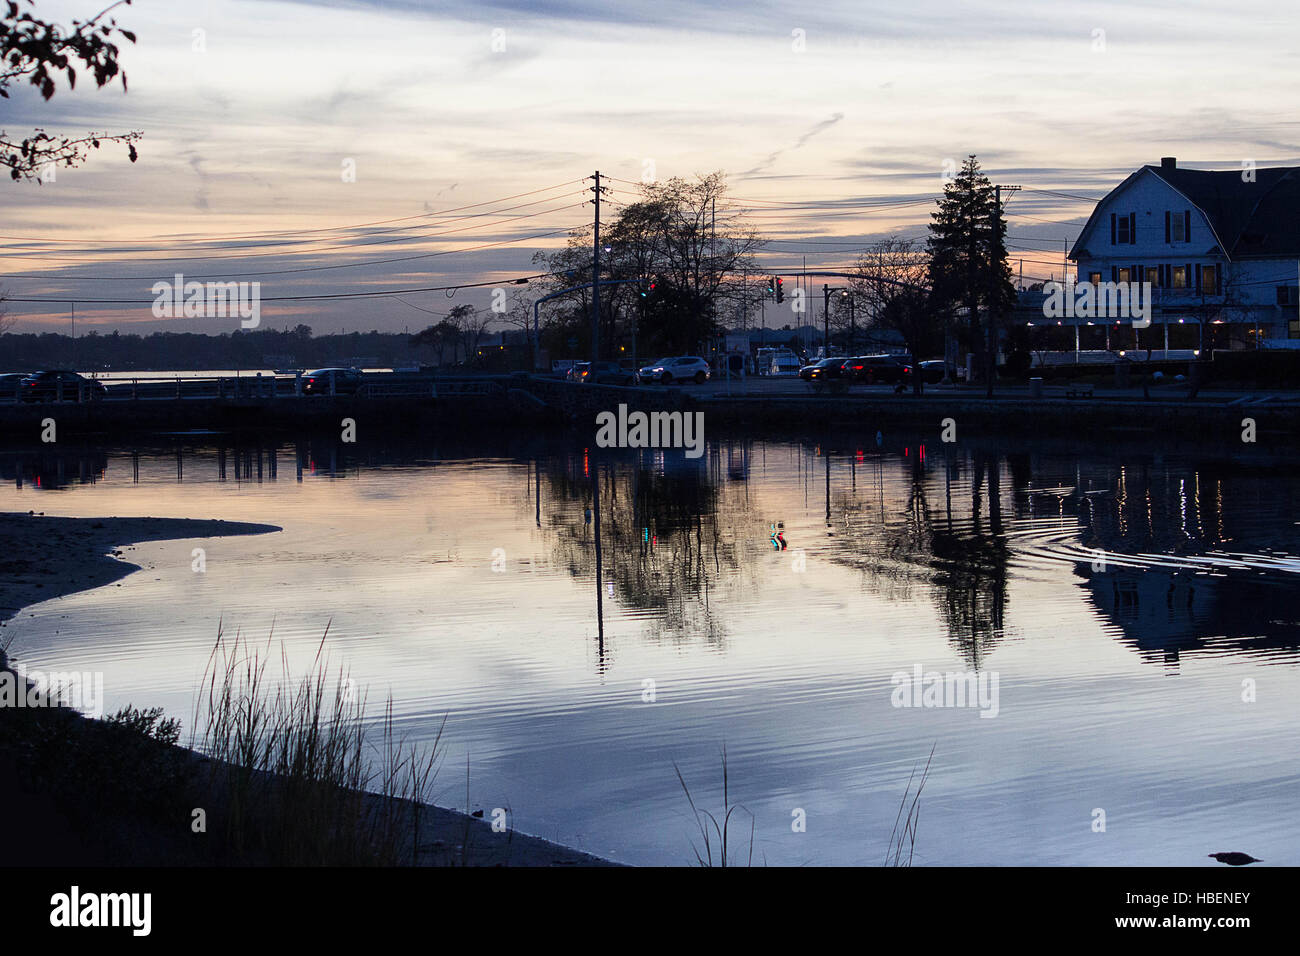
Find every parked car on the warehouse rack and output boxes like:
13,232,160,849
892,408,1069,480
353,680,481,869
0,373,28,401
577,361,635,385
799,358,849,382
20,370,107,403
918,360,948,384
840,355,913,385
302,368,363,395
636,356,710,384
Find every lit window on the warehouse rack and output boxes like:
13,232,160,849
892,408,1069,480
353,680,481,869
1173,267,1187,289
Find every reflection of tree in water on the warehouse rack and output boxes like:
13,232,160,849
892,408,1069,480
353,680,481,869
535,448,763,649
830,446,1014,668
928,451,1010,669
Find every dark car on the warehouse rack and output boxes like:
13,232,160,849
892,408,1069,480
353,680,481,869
302,368,363,395
918,360,948,384
799,358,849,382
20,370,107,403
576,361,634,386
0,373,28,402
841,355,913,385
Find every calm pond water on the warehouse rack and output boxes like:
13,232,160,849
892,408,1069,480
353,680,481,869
3,432,1298,866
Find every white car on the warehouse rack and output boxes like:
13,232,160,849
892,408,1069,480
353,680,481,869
636,355,711,384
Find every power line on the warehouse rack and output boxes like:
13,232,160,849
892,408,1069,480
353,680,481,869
2,273,557,306
0,179,587,247
0,208,587,278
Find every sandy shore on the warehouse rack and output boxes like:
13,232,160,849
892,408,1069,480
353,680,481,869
0,511,618,867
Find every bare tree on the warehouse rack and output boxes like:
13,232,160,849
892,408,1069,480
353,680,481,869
0,283,13,332
849,238,942,394
2,0,142,182
449,302,493,365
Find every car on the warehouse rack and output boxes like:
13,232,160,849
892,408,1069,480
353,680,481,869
840,355,913,385
636,356,710,384
302,368,363,395
0,373,28,402
577,361,635,386
799,358,849,382
918,360,948,384
20,370,107,403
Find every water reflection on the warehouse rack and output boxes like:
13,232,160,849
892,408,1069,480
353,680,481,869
13,434,1300,676
519,435,1300,670
8,431,1300,865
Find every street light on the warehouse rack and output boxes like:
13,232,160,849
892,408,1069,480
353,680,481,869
839,289,856,353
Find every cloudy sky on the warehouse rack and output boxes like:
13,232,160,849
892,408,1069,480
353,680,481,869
3,0,1298,335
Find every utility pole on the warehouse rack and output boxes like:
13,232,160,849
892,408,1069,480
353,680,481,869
987,184,1019,399
590,170,604,363
823,283,830,357
837,290,855,353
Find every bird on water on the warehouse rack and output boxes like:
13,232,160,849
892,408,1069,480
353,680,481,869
1208,852,1262,866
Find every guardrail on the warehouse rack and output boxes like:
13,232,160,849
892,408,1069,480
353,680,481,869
0,371,481,405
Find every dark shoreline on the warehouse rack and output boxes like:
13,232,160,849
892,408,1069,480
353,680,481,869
0,513,619,867
5,375,1300,443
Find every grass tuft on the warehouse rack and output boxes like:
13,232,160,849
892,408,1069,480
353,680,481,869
885,743,934,867
191,624,442,865
674,745,754,868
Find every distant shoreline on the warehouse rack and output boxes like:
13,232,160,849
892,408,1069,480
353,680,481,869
0,512,619,867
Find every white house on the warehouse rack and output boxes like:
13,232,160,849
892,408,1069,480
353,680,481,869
1068,157,1300,350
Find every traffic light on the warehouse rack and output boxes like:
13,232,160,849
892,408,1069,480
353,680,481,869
775,277,785,304
766,276,775,296
640,277,658,298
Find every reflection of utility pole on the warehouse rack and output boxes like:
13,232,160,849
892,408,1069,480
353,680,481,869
591,447,607,673
825,451,831,524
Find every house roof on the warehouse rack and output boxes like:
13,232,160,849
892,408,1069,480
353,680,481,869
1069,164,1300,261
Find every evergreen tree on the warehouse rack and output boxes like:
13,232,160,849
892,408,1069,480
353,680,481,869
926,156,1016,386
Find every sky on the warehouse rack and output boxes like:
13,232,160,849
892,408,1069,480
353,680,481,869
2,0,1299,336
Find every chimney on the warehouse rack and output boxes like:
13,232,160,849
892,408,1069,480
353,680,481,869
1160,156,1177,170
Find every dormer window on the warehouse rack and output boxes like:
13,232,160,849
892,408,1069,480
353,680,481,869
1111,212,1135,244
1166,210,1191,243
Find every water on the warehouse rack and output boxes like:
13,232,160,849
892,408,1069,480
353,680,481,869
3,433,1298,866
